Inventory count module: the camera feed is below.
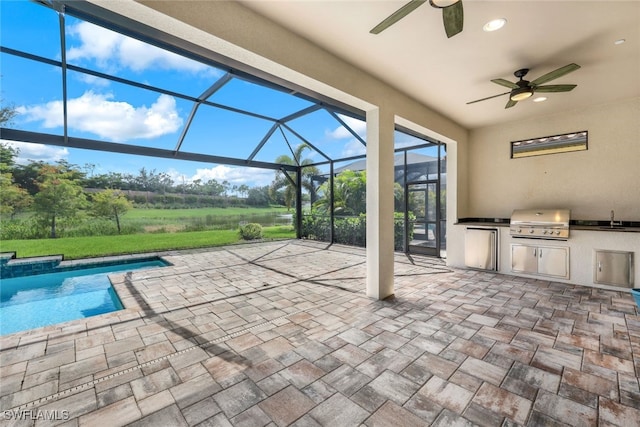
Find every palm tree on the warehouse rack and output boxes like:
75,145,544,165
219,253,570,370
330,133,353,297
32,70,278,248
271,143,320,211
314,169,405,216
314,169,366,215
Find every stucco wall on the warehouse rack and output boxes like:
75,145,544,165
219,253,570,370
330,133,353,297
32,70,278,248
446,97,640,279
467,97,640,221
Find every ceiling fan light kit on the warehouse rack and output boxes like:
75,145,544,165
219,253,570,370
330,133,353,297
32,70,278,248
510,87,534,102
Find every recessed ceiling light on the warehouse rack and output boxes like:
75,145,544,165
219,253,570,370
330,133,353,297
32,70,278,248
483,18,506,32
614,39,626,45
533,97,547,103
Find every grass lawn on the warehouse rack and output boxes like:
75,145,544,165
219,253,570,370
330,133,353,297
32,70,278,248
1,226,295,259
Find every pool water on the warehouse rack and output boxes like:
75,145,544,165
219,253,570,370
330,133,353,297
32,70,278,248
0,259,167,335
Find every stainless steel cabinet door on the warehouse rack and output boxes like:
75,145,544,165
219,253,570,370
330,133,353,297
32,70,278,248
538,246,569,279
511,244,537,274
465,228,497,271
594,250,634,287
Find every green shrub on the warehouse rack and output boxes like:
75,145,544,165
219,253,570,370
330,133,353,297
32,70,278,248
184,195,199,206
133,195,147,205
153,195,166,205
62,219,143,237
299,212,413,250
300,213,330,241
334,214,366,246
0,218,46,240
239,223,263,240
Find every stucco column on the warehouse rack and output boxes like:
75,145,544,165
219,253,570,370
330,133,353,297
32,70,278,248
366,107,395,299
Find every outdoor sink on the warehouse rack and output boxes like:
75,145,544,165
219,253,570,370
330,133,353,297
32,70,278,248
599,226,626,230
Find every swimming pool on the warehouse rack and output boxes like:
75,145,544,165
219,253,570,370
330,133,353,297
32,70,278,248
0,259,167,335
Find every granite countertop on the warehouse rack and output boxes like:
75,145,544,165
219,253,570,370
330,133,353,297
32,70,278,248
457,218,640,232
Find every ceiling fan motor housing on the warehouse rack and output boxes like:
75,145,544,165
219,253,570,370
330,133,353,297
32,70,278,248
429,0,460,9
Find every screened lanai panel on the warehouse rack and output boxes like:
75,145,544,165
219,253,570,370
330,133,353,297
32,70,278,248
1,53,63,133
304,162,330,212
179,104,275,159
251,125,312,164
63,16,220,98
64,69,192,149
287,109,366,161
334,113,366,142
208,78,315,119
404,145,441,182
330,159,367,217
0,0,60,60
395,130,433,150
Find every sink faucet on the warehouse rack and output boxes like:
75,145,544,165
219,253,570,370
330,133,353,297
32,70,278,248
610,210,622,227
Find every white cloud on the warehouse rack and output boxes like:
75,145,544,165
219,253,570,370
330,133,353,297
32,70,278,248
164,168,189,186
341,139,367,158
162,166,275,188
191,165,275,187
76,73,111,87
327,115,366,140
66,21,210,74
0,140,69,164
17,91,183,142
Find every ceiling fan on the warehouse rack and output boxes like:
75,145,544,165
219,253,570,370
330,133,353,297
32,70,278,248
370,0,464,39
467,63,581,109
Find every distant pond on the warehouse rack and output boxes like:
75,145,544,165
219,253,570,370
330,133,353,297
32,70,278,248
191,212,293,230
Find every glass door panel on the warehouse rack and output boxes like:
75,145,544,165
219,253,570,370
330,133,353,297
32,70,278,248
407,181,438,255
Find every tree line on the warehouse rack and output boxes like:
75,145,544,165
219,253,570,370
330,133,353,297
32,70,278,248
1,144,132,237
0,143,280,239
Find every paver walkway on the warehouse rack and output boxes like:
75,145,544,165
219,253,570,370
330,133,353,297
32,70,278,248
1,240,638,426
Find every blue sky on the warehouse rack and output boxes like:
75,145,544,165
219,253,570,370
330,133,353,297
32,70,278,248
1,0,427,188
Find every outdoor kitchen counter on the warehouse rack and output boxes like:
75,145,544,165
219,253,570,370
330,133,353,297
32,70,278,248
572,225,640,232
457,218,640,232
456,218,509,227
455,218,640,289
571,220,640,232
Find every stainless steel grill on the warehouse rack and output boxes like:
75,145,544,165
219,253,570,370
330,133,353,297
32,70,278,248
510,209,570,240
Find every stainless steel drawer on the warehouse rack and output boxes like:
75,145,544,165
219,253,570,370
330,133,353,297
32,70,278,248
594,250,634,287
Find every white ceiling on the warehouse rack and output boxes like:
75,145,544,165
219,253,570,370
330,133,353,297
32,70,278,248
240,0,640,129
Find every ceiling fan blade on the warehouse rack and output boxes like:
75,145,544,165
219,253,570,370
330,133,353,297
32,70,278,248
505,98,517,109
442,1,463,38
467,91,510,105
370,0,427,34
491,78,518,89
530,63,580,86
534,84,577,93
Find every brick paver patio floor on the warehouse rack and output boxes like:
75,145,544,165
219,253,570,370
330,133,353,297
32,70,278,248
1,240,638,426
